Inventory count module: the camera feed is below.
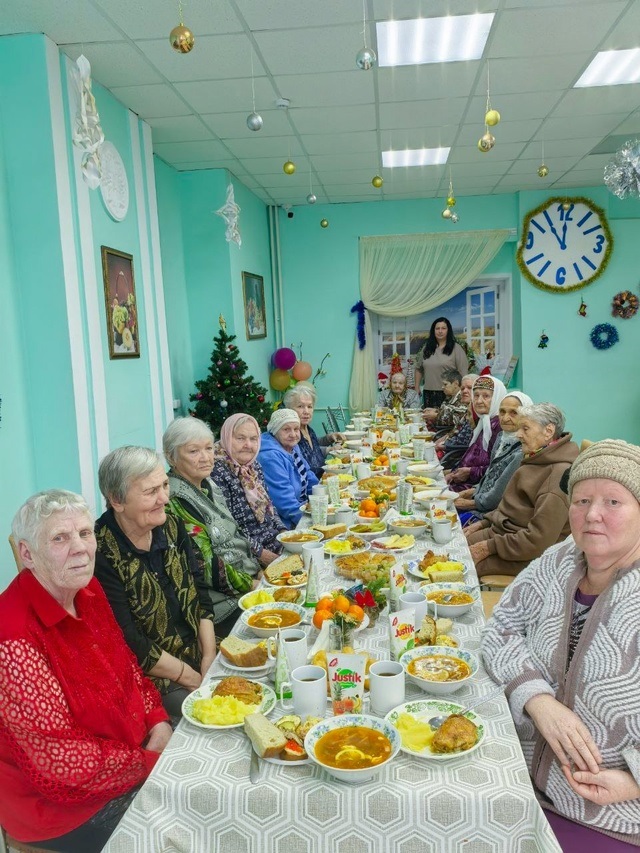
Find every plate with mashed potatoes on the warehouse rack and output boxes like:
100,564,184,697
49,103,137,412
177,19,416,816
385,699,485,760
182,677,277,730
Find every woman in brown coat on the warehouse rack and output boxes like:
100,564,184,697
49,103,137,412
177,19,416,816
466,403,579,578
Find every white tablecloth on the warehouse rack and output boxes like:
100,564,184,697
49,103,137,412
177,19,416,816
103,476,560,853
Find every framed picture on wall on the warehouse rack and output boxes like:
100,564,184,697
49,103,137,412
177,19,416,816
242,271,267,340
101,246,140,359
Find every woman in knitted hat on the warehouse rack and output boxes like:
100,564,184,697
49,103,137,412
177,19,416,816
482,439,640,848
257,408,319,528
445,375,507,491
466,402,579,577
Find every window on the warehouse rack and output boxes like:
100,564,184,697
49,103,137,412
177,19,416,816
373,276,511,385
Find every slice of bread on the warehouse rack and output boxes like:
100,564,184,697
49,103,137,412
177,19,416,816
428,568,465,584
311,522,347,540
219,636,268,668
264,553,304,584
244,713,287,758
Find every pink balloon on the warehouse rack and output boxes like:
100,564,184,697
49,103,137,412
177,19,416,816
273,347,296,370
292,360,312,381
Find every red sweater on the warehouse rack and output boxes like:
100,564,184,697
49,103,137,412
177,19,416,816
0,571,168,842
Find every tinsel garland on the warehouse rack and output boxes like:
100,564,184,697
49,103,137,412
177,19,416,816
351,300,366,350
590,323,619,350
611,290,639,319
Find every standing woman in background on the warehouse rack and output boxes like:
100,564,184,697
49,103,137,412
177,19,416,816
414,317,469,408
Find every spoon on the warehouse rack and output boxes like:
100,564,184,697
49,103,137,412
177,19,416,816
427,686,505,730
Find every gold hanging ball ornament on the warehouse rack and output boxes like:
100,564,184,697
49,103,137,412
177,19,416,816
356,47,377,71
169,24,195,53
283,160,296,175
442,207,452,219
372,175,383,188
478,132,495,153
447,195,456,207
562,201,572,211
320,218,329,228
537,164,549,178
485,109,501,127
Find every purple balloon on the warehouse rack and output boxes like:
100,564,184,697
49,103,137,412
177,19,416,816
273,347,296,370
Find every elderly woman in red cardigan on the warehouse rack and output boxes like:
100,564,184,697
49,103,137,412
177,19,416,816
0,490,171,852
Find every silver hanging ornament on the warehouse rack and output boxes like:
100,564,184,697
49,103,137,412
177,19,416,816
604,138,640,199
306,192,317,204
356,46,377,70
450,212,459,223
246,111,263,131
537,163,549,178
478,132,495,152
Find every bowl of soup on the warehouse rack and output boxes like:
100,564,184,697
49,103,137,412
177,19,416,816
276,529,323,553
241,602,307,638
399,646,478,695
305,714,401,783
423,583,478,617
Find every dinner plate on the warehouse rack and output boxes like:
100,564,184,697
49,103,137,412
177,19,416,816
385,699,485,760
370,536,416,554
219,656,275,674
405,559,468,582
253,742,312,766
262,553,309,589
182,679,277,729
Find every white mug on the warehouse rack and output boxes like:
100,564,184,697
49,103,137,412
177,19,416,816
280,664,327,717
399,591,429,627
356,462,372,479
369,660,405,717
423,443,437,462
267,628,308,671
396,458,409,475
432,518,452,544
302,540,324,575
335,506,353,526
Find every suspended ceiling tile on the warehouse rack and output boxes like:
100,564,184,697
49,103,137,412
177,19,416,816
91,0,243,39
372,0,500,18
452,160,511,177
170,160,237,171
448,142,527,163
611,111,640,134
291,104,377,134
314,168,384,185
241,0,363,30
552,84,640,117
379,99,468,130
273,71,375,108
253,24,365,76
303,132,380,156
457,119,543,147
321,183,384,196
601,2,640,47
539,113,629,141
506,156,580,174
136,34,263,83
148,115,214,143
203,109,292,139
237,156,300,175
488,3,626,58
579,152,619,169
60,42,163,88
175,77,278,114
153,139,231,163
382,126,458,149
466,91,565,122
222,135,304,158
259,171,314,188
0,0,121,41
519,136,602,159
110,83,192,117
377,62,481,104
310,152,380,171
480,54,593,95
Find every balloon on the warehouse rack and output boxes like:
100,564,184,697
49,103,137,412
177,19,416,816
273,347,296,370
269,368,291,391
292,360,312,381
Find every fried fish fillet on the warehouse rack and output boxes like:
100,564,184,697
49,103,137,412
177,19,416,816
431,714,478,754
213,676,262,706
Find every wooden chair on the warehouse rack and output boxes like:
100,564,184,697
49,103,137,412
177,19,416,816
480,574,513,591
481,590,503,619
580,439,594,453
8,535,23,572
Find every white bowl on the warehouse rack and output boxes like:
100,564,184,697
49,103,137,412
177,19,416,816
304,714,401,783
322,462,352,473
407,463,440,475
347,521,388,541
276,529,324,553
241,602,308,638
414,488,457,506
355,512,385,525
387,517,428,536
344,430,366,439
422,583,478,617
344,439,363,449
399,646,478,696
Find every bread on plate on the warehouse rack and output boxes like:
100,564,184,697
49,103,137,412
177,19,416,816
311,522,347,540
219,636,268,668
244,713,287,758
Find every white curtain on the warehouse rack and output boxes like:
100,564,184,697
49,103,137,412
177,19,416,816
349,229,511,410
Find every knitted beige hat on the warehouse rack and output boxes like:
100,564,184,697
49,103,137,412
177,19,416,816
568,439,640,501
267,408,300,435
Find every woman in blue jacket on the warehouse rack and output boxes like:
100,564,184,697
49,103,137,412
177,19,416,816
258,409,319,528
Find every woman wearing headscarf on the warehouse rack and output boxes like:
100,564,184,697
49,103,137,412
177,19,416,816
376,372,421,411
211,413,286,564
455,390,533,522
445,375,507,492
283,385,342,479
257,408,319,528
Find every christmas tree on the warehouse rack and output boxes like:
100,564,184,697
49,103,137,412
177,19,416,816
190,316,272,433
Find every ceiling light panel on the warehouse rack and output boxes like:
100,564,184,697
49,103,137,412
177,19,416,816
575,49,640,88
377,13,494,66
382,147,450,167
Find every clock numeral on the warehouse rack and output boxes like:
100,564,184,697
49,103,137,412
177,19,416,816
573,263,583,281
583,224,602,236
531,219,546,234
577,210,593,228
558,203,574,221
582,255,596,271
537,260,551,277
556,267,566,285
527,253,544,266
526,230,534,249
593,234,605,254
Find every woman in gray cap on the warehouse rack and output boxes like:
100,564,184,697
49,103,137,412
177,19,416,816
257,408,319,528
482,439,640,849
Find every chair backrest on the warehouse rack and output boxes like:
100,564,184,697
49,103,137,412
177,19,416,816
580,439,594,453
325,407,340,433
8,535,23,573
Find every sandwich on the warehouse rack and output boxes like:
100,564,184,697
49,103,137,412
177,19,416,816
264,554,305,585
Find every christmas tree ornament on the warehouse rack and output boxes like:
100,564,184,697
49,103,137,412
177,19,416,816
196,393,203,399
215,183,241,245
442,171,459,222
562,200,571,211
478,132,495,152
355,0,376,70
604,138,640,200
478,65,500,149
258,395,265,403
306,192,317,204
538,331,549,349
245,50,263,131
578,298,587,317
230,363,237,370
451,212,459,224
372,175,383,188
537,164,549,178
446,196,456,207
485,109,501,127
169,2,194,53
220,400,228,408
292,361,313,381
307,165,317,204
283,160,296,175
320,218,329,228
441,207,452,219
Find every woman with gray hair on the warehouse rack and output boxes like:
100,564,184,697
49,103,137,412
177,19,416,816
163,417,261,636
94,446,217,717
0,490,171,851
283,384,342,478
258,408,319,528
466,402,579,578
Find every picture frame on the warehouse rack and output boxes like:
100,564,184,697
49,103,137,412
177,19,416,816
242,271,267,340
101,246,140,359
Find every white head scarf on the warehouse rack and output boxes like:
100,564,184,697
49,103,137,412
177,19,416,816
470,375,507,451
267,408,300,435
497,390,534,447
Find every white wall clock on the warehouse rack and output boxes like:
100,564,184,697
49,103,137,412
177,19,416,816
100,141,129,222
517,196,613,292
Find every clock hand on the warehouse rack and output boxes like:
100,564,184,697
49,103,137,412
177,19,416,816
543,210,567,250
560,222,567,251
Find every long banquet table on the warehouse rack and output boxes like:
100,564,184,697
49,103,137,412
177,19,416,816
103,464,561,853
